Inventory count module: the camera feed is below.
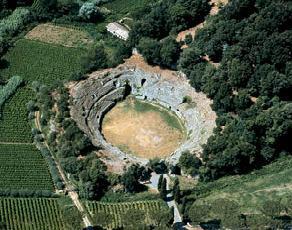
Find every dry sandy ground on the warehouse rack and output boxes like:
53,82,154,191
102,99,185,159
25,23,94,48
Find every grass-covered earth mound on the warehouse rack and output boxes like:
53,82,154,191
102,97,186,158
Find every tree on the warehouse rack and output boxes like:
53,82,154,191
137,37,161,66
188,203,210,224
173,177,180,203
78,1,103,22
159,37,181,69
121,164,146,193
148,158,168,174
81,44,108,72
158,174,163,191
184,34,193,45
160,178,167,200
178,151,202,176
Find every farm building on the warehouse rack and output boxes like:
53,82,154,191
106,22,129,41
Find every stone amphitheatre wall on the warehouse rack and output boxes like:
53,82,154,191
70,57,216,165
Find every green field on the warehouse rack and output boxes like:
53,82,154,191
1,39,86,84
190,156,292,214
0,39,86,190
86,200,166,229
0,87,32,143
0,144,54,191
0,198,64,230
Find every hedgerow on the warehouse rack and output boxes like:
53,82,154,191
0,8,31,41
0,75,23,118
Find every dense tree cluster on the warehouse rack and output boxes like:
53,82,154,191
129,0,211,68
177,0,292,181
129,0,211,44
121,164,151,193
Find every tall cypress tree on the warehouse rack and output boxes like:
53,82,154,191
160,178,167,200
173,177,180,204
157,174,163,191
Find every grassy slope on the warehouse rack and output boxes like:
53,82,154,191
190,156,292,214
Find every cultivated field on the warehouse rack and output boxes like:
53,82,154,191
0,198,64,230
0,39,86,142
102,98,186,158
25,23,94,48
86,200,166,229
0,144,54,191
0,39,86,84
0,88,32,143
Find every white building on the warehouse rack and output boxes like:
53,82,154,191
106,22,129,41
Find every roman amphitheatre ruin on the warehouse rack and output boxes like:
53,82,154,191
69,54,216,166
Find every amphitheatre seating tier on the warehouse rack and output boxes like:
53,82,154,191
70,66,216,164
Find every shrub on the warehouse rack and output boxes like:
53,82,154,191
0,76,23,118
0,8,31,38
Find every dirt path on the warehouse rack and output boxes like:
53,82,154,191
34,111,93,229
250,184,292,194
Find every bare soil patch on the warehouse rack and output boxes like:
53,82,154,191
102,98,186,159
25,23,94,48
